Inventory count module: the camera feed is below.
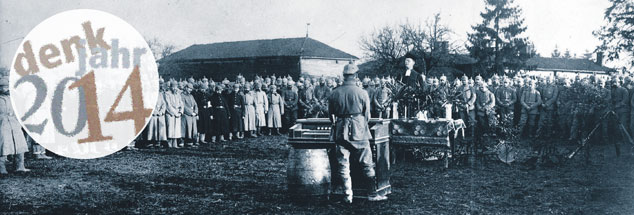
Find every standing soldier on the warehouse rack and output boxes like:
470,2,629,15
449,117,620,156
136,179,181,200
313,77,331,118
282,81,298,134
0,76,30,174
495,77,517,128
328,62,387,203
537,76,559,139
297,81,313,119
228,84,245,140
165,80,184,148
145,78,167,148
254,82,269,136
209,85,231,142
243,82,257,137
475,82,496,137
181,83,199,147
513,77,525,126
267,85,284,135
557,78,573,139
193,78,211,144
611,79,630,142
459,76,477,136
520,79,542,138
373,78,392,118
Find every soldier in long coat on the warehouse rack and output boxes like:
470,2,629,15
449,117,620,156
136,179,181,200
145,79,167,147
227,84,245,140
0,76,30,174
243,83,257,137
372,78,392,118
193,78,211,144
267,84,284,135
254,82,269,135
165,80,184,148
209,85,231,142
537,76,559,139
181,83,199,146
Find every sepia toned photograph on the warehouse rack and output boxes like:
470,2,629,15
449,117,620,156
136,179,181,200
1,0,633,214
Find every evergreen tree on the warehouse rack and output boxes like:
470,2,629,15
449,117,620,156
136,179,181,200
551,45,561,58
594,0,634,69
467,0,531,77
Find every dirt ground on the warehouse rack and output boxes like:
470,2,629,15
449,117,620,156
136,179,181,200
1,135,633,214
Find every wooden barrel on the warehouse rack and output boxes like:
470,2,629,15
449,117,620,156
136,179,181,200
286,148,331,201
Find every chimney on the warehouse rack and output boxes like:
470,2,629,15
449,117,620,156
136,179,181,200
596,52,603,66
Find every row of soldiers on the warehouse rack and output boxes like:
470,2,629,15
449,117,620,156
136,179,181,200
410,73,634,143
139,71,634,148
140,74,351,148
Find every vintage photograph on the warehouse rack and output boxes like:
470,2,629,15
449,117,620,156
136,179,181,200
1,0,633,214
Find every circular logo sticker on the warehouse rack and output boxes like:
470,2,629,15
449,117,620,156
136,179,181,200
9,9,159,159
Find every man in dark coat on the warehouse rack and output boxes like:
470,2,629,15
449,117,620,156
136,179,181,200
209,85,230,142
227,84,245,140
282,81,298,133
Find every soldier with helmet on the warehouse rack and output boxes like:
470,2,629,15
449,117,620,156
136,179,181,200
181,83,199,147
328,62,387,203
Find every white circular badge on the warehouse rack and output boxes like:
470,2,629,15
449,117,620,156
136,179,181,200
9,9,159,159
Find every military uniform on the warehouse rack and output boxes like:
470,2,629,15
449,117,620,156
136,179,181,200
328,63,384,203
459,84,477,135
611,85,630,140
0,77,30,174
475,85,496,135
164,85,184,140
372,84,392,118
145,89,167,142
281,85,298,133
267,89,284,130
227,88,245,134
537,82,558,138
181,85,199,141
520,85,542,137
495,85,517,125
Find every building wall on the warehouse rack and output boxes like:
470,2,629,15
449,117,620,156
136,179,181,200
300,58,351,78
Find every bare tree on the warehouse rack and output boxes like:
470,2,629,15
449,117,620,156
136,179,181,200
360,25,407,75
146,37,177,61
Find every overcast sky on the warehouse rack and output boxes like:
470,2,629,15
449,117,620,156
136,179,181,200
0,0,614,68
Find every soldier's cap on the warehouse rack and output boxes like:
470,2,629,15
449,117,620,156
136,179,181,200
202,77,208,82
159,78,164,84
343,62,358,75
169,79,178,87
188,77,195,83
288,80,295,85
187,83,193,89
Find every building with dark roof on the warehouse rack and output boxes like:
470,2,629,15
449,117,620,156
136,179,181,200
158,37,358,80
523,55,615,78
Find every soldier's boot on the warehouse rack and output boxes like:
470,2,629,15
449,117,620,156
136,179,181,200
219,135,227,142
198,134,207,144
273,128,281,135
0,156,7,175
15,153,30,172
35,153,53,160
210,136,217,143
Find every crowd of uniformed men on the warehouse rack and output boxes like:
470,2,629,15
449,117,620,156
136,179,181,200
137,68,634,149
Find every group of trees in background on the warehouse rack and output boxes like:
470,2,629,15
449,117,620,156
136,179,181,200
594,0,634,71
362,0,633,77
359,12,461,77
361,0,531,78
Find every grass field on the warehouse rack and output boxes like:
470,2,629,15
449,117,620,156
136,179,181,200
1,135,633,214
